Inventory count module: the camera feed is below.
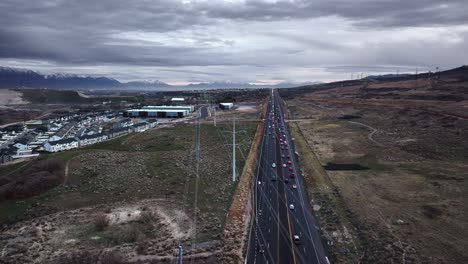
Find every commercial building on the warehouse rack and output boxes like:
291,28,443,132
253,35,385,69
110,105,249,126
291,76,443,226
220,103,234,110
142,105,195,112
123,105,194,118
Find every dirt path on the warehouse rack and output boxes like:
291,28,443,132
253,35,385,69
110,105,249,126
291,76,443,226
348,121,386,147
63,159,70,184
285,100,386,147
63,156,79,185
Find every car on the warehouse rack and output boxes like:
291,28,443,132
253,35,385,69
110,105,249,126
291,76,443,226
287,160,292,164
287,155,290,159
282,164,287,168
258,245,265,254
281,154,285,158
289,204,295,210
292,184,297,189
284,178,289,183
293,235,300,244
272,163,276,168
289,166,293,171
290,173,295,178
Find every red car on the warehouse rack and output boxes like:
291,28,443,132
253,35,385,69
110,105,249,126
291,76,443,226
290,173,295,178
287,160,292,164
289,167,293,171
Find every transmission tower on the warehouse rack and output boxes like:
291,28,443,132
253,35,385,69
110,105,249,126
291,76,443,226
177,245,183,264
232,115,236,182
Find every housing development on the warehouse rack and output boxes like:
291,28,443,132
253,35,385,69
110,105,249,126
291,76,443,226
0,105,200,163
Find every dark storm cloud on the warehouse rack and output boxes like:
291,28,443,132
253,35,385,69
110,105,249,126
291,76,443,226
197,0,468,27
0,0,214,65
0,0,467,82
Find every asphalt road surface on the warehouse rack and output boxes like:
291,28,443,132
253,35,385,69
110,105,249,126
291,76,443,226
246,89,329,264
200,106,208,119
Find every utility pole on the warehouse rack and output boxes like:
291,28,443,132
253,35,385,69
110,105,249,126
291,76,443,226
214,106,217,127
177,245,183,264
232,114,236,182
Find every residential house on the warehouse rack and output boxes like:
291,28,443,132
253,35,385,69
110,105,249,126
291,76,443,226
147,119,158,128
13,140,29,151
106,127,132,139
132,122,149,132
0,147,16,164
48,123,62,132
112,118,133,129
43,138,79,152
50,122,76,141
78,133,108,146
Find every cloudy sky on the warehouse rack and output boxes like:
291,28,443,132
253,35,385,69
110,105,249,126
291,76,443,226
1,0,467,84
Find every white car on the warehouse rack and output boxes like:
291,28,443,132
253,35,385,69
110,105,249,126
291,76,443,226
293,235,300,244
283,164,287,168
289,204,295,210
272,163,276,168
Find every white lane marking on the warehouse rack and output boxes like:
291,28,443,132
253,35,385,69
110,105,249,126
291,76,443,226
277,100,323,263
304,248,306,253
268,243,269,249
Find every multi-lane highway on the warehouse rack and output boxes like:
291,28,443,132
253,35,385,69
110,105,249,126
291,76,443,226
247,89,328,264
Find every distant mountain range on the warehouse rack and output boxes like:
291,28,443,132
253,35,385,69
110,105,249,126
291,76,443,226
0,67,121,89
0,67,319,90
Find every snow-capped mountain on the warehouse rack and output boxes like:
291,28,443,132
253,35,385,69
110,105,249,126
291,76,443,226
0,66,319,90
0,67,121,89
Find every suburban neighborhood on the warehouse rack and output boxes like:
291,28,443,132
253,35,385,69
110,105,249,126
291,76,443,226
0,100,209,164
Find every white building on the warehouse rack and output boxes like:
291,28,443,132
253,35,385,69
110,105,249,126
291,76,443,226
43,138,79,152
78,133,108,146
132,122,150,132
220,102,234,110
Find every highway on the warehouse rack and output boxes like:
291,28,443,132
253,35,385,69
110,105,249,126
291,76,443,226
247,89,328,264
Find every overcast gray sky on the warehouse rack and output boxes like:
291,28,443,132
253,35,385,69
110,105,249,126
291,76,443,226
1,0,467,84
